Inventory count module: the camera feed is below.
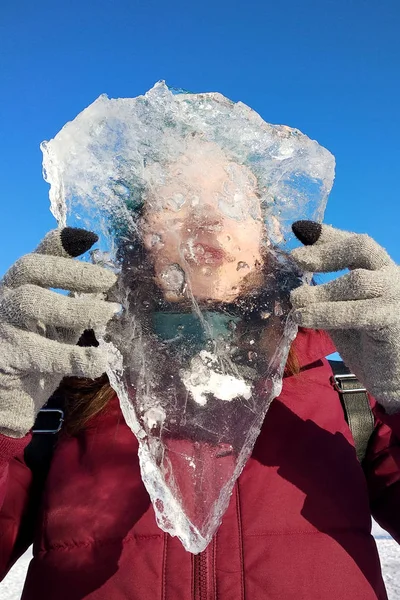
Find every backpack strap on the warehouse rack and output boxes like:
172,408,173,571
23,390,65,487
23,329,95,484
329,360,375,463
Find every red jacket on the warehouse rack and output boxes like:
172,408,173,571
0,328,400,600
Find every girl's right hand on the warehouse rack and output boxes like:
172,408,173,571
0,227,119,438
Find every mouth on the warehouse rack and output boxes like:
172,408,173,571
182,239,229,267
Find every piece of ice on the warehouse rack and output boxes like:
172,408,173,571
41,82,335,553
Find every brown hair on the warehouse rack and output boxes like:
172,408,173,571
62,374,115,435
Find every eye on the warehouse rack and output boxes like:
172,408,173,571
164,193,186,211
217,195,245,221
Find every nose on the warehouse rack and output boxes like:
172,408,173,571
190,206,223,232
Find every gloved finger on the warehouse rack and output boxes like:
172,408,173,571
2,323,108,378
0,284,120,332
0,385,46,438
35,227,99,258
3,253,117,293
292,298,397,330
291,221,394,272
291,267,400,307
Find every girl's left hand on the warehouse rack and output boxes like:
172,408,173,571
290,221,400,414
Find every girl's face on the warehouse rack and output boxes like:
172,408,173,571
142,145,265,303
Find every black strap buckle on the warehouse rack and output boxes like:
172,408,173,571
32,408,64,434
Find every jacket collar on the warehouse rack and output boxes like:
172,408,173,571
291,328,336,370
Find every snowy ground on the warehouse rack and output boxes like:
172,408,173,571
0,522,398,599
372,521,400,599
0,549,31,600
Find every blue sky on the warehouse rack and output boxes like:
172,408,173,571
0,0,399,276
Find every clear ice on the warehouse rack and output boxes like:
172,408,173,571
41,82,335,553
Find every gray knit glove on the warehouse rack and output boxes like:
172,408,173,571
0,228,119,438
290,221,400,414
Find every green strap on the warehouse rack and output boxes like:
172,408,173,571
329,360,375,464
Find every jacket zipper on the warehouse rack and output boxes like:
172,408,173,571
193,548,208,600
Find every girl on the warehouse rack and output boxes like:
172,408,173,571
0,147,399,599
